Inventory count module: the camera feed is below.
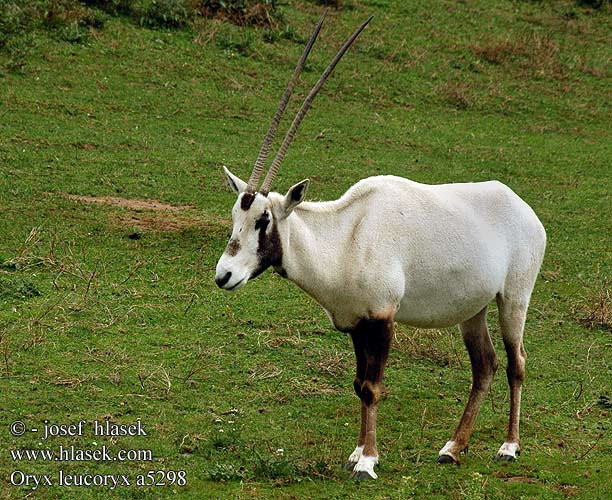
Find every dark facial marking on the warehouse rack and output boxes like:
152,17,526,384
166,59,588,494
254,211,270,231
226,238,241,256
249,211,283,280
240,192,255,211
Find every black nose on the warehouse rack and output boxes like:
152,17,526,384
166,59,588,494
215,271,232,288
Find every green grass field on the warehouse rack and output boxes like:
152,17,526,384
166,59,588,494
1,0,610,498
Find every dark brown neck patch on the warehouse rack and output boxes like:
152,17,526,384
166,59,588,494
250,213,283,280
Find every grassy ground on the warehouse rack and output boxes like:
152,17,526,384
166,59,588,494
1,0,610,498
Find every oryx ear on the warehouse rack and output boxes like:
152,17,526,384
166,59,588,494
223,166,248,194
280,179,309,218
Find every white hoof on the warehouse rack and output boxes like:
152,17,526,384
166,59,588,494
496,441,520,461
349,455,378,480
438,440,460,464
348,445,364,464
344,445,364,470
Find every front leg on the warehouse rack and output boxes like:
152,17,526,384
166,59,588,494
344,340,368,471
347,318,393,480
344,401,367,469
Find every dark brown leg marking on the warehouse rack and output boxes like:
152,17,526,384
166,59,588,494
347,318,393,479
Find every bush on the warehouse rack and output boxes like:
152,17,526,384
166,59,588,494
197,0,281,27
0,0,106,49
0,0,282,43
138,0,195,29
308,0,345,9
80,0,133,16
0,2,37,48
0,0,283,71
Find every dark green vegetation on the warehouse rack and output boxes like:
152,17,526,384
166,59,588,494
1,0,610,498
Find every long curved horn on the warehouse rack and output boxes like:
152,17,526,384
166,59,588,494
259,16,373,196
245,12,327,193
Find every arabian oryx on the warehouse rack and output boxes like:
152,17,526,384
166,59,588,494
215,14,546,480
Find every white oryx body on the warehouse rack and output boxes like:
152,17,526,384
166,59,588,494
214,14,546,480
267,175,545,332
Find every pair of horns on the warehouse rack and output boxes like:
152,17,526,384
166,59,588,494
246,13,373,196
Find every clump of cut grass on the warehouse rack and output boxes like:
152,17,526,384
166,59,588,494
137,364,173,397
576,277,611,331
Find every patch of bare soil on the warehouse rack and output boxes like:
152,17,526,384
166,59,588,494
60,193,194,212
54,192,230,233
493,472,538,484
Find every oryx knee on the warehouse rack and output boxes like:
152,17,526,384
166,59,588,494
360,381,380,406
506,361,525,384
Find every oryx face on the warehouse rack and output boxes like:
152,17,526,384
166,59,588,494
215,179,281,291
215,167,309,291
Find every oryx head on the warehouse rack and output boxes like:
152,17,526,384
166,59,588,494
215,13,372,291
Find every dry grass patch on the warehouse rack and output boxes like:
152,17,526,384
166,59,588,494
471,32,566,79
393,326,463,368
306,350,351,378
249,364,283,381
575,277,611,331
52,192,228,233
59,193,195,212
439,81,474,110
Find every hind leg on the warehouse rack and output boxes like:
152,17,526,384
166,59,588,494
438,307,498,463
495,295,528,461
